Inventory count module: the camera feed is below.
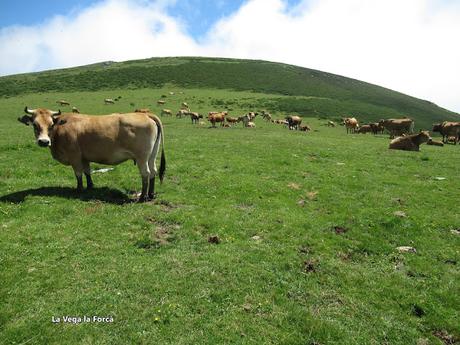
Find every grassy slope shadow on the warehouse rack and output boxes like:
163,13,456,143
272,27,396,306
0,186,132,204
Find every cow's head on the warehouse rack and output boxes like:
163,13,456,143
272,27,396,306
432,123,441,132
419,130,432,143
18,107,62,147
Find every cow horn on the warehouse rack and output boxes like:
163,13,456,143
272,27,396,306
51,110,61,116
24,106,35,114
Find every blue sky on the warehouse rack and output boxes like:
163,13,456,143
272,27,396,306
0,0,459,112
0,0,301,38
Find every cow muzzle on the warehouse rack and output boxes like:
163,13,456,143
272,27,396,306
37,138,51,147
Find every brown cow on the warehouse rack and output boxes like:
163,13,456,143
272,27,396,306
343,117,359,134
161,109,172,117
427,138,444,147
18,107,166,202
389,131,431,151
226,116,241,126
357,124,372,134
432,121,460,144
369,122,384,135
176,109,189,118
299,125,311,132
135,108,151,113
379,118,414,138
208,112,227,127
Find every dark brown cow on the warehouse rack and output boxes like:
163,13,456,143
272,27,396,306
299,125,311,132
18,107,165,202
379,118,414,138
389,131,431,151
285,115,302,130
369,122,384,135
189,112,203,124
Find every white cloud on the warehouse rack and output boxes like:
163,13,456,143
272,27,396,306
0,0,459,113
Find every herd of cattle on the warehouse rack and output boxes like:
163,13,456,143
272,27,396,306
17,97,459,201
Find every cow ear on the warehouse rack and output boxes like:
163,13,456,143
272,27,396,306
18,115,32,126
53,116,66,126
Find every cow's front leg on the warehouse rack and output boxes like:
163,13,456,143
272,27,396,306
82,160,93,189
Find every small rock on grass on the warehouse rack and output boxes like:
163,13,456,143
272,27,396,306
450,229,460,236
397,246,416,253
333,226,348,234
251,235,261,241
208,235,220,244
394,211,407,218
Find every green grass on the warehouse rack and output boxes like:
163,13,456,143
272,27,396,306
0,87,459,345
1,57,459,129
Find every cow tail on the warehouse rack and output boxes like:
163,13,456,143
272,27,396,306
148,114,166,183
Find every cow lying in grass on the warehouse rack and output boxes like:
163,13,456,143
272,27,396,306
389,131,431,151
427,139,444,147
226,116,241,126
18,107,166,202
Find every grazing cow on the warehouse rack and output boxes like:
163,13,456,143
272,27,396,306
56,100,70,106
327,120,336,127
261,111,272,121
357,124,372,134
369,122,384,135
343,117,359,134
134,108,151,113
389,131,431,151
379,118,414,138
72,107,80,114
238,114,251,127
299,125,311,132
104,98,115,104
432,121,460,144
161,109,172,117
208,112,227,127
285,115,302,130
189,112,203,124
157,100,166,105
176,109,189,118
226,116,241,126
18,107,166,202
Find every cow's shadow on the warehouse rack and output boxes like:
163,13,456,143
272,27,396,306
0,186,132,204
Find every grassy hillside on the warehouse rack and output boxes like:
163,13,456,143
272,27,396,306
0,57,458,128
0,88,459,345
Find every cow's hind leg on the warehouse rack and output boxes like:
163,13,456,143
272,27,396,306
147,139,161,200
137,159,151,202
72,164,84,192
